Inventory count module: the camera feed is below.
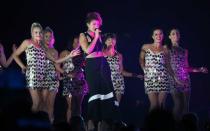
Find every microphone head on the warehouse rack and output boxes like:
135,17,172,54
95,28,99,31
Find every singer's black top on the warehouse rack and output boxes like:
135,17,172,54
83,32,103,57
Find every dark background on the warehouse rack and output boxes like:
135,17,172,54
0,0,210,128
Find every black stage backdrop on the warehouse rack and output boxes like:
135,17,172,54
0,0,210,129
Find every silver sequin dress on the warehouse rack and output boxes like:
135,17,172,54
144,49,170,94
106,52,125,95
25,44,46,89
42,58,59,91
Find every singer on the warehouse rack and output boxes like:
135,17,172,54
79,12,119,130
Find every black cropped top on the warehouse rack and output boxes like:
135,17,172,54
83,32,103,56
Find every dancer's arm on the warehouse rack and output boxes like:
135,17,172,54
186,66,208,73
51,48,64,81
185,50,208,73
4,44,17,67
54,50,67,74
164,47,175,77
0,43,7,67
119,53,143,79
55,49,80,64
52,48,63,72
13,40,28,72
139,44,147,72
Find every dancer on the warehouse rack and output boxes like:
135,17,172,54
13,22,45,112
42,30,80,123
59,36,88,123
42,27,60,123
79,12,119,130
167,28,208,120
103,33,143,103
139,28,180,111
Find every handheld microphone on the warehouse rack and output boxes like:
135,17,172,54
95,28,101,32
95,28,102,42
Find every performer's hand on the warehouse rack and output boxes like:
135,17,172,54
21,66,27,74
67,74,73,78
69,49,80,57
95,28,101,39
137,74,144,80
12,44,17,52
199,67,208,73
58,75,63,80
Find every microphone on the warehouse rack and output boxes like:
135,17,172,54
95,28,101,32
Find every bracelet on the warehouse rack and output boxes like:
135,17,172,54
192,69,198,72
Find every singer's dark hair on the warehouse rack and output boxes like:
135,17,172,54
86,12,102,25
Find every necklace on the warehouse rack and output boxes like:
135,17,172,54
31,40,41,48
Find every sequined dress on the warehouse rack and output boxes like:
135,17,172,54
169,46,191,92
144,49,170,94
106,52,125,95
25,43,46,89
62,54,88,96
43,58,59,91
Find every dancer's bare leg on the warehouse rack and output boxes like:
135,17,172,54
148,92,158,111
41,89,48,112
116,93,122,104
29,89,41,112
171,90,185,120
158,92,168,109
47,90,57,123
183,91,191,114
66,94,72,123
